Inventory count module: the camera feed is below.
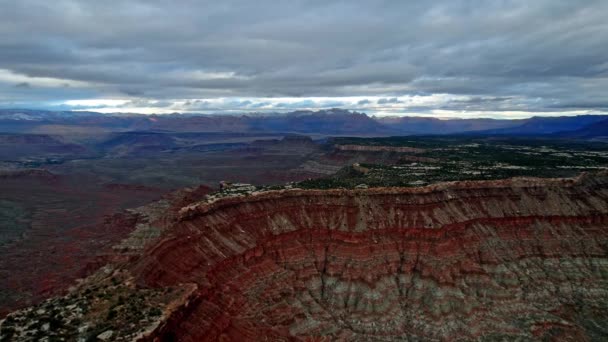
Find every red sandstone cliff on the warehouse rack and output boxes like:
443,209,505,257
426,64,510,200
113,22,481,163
128,172,608,341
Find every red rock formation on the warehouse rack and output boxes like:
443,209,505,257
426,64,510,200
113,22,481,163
131,172,608,341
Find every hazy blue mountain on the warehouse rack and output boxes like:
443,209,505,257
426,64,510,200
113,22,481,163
1,109,606,137
474,115,608,135
376,116,520,134
553,118,608,139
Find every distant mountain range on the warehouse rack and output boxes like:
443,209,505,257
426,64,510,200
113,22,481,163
0,108,606,138
472,115,607,136
554,118,608,139
375,116,518,134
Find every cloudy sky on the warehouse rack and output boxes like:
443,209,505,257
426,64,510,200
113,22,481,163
1,0,607,118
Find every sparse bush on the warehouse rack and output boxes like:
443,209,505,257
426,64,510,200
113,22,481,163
149,307,162,316
106,309,117,320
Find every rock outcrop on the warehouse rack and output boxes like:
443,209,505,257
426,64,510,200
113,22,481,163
134,172,608,341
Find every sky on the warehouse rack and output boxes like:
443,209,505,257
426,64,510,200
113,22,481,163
1,0,607,118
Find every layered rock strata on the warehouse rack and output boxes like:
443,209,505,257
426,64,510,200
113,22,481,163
131,172,608,341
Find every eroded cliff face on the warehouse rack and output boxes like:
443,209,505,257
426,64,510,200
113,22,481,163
132,173,608,341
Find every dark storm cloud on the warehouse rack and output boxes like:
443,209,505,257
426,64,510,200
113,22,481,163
0,0,607,115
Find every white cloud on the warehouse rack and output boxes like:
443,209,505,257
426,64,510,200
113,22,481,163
0,68,92,88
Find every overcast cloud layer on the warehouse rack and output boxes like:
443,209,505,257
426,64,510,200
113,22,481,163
1,0,607,118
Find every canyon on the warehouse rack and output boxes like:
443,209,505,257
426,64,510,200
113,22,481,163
2,172,607,340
